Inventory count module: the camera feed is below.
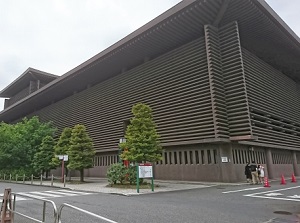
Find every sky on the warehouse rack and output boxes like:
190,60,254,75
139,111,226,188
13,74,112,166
0,0,299,111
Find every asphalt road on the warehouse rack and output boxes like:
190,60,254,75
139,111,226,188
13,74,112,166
1,181,300,223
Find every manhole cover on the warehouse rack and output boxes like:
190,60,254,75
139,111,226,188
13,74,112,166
273,211,293,215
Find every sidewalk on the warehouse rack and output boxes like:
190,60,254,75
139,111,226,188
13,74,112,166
1,177,246,196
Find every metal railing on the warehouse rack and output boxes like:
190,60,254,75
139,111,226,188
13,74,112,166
1,190,118,223
0,174,66,188
58,203,118,223
8,192,58,223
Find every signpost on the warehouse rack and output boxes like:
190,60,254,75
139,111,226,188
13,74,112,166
136,163,154,193
57,155,68,183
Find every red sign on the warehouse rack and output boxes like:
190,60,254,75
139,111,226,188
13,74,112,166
139,163,152,166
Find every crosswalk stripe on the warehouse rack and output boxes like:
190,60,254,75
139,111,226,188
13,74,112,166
57,189,92,195
27,191,62,198
44,191,81,196
0,190,93,201
17,192,45,199
0,194,27,201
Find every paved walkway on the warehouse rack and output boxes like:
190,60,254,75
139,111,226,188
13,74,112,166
1,177,245,196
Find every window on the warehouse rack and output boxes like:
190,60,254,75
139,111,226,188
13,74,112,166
174,152,178,164
195,151,199,164
190,151,193,164
184,151,188,164
201,150,205,164
207,150,211,164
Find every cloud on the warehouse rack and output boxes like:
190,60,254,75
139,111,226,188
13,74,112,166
0,0,299,112
265,0,300,35
0,0,181,109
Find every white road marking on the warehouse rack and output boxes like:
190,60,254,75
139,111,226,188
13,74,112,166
7,190,94,201
57,189,92,195
44,191,79,196
222,187,263,194
264,193,283,197
27,191,62,198
245,185,300,196
245,195,300,202
0,194,27,201
244,185,300,202
287,195,300,199
17,192,44,199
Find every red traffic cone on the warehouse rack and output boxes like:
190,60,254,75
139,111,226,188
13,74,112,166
291,173,297,183
264,177,270,187
280,174,286,185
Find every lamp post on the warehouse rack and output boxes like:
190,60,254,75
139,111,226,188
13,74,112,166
119,138,126,164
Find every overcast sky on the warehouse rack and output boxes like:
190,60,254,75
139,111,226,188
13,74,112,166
0,0,299,111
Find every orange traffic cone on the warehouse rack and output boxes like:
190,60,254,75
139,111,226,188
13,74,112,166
280,174,286,185
264,177,270,187
291,173,297,183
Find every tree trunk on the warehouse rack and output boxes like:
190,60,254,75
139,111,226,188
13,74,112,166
80,169,84,182
46,171,49,179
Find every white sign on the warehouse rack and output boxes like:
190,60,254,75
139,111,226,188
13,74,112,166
57,155,68,161
138,164,153,178
221,157,228,163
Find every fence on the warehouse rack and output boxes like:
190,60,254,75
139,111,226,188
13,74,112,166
0,174,66,188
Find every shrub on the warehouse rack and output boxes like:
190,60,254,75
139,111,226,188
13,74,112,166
106,163,126,185
125,166,144,185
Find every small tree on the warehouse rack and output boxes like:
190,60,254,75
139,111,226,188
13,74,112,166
67,124,95,182
33,135,56,178
52,127,72,176
120,103,162,163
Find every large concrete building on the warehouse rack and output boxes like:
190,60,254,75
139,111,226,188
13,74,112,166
1,0,300,182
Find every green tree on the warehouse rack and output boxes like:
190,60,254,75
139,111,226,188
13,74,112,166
120,103,162,163
16,116,56,172
0,122,17,170
52,127,72,176
67,124,95,182
0,116,56,174
33,135,56,178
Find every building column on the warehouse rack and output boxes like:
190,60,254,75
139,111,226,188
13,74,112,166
218,143,235,182
266,148,274,179
292,151,299,176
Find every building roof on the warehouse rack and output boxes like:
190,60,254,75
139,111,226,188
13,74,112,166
0,67,58,98
0,0,300,122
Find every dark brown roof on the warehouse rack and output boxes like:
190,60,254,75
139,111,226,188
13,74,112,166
0,0,300,122
0,67,58,98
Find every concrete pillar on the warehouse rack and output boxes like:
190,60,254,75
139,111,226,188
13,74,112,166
292,151,299,176
218,144,235,182
266,148,274,179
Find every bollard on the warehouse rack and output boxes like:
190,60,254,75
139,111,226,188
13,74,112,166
51,174,54,187
40,174,43,185
31,174,33,185
16,174,18,183
23,174,25,184
64,174,66,188
9,174,12,182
